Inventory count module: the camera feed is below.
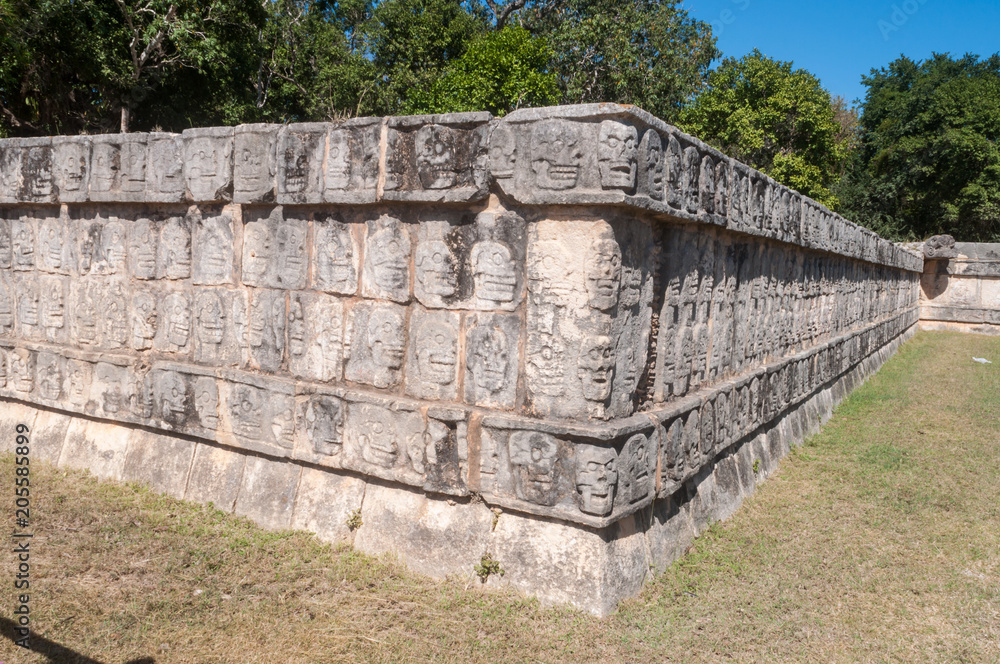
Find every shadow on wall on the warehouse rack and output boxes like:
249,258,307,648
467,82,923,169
0,616,155,664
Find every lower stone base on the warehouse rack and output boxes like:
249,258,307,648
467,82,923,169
0,325,917,617
919,320,1000,336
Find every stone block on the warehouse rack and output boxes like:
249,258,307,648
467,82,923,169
233,455,301,530
182,127,233,202
185,443,246,511
323,117,380,204
58,418,131,481
51,136,91,203
89,134,148,202
233,124,277,204
146,133,186,202
354,482,493,578
291,467,366,544
0,400,39,454
122,429,196,499
276,123,326,204
487,509,649,617
384,113,490,202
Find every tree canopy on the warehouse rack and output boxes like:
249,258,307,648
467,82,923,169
836,53,1000,242
679,49,850,208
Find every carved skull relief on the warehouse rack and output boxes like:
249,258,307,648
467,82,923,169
508,431,559,506
575,446,618,516
597,120,638,191
415,124,457,189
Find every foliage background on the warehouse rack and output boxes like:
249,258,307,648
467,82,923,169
0,1,997,240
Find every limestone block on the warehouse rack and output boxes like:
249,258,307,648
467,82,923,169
291,392,346,466
0,273,11,338
89,134,148,202
233,124,277,204
0,400,39,454
192,209,235,285
233,455,300,530
0,215,11,270
122,429,196,499
245,288,286,373
361,214,411,303
354,482,493,579
276,123,326,204
311,213,360,295
11,216,35,271
58,418,131,481
155,215,192,280
0,141,22,203
525,217,654,420
384,113,490,202
487,509,649,617
146,133,186,202
241,208,307,289
185,443,246,511
342,397,426,486
35,214,70,275
152,285,193,356
405,306,460,401
323,117,380,204
645,493,696,574
344,301,406,389
51,136,90,203
88,360,130,420
64,358,93,410
192,286,247,368
15,138,55,203
182,127,233,202
478,422,657,528
34,351,65,403
463,312,520,409
287,291,345,382
291,467,366,543
218,375,296,457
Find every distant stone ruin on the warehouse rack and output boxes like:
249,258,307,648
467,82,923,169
0,104,922,615
918,237,1000,334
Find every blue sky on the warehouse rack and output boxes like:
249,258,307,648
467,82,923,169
681,0,1000,106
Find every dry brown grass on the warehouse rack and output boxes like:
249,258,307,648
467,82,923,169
1,330,998,663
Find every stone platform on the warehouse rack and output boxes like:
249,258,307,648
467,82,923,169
0,104,923,615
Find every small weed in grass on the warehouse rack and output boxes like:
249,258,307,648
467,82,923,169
474,552,505,582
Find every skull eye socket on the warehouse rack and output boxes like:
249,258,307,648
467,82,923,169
587,461,600,472
531,447,543,462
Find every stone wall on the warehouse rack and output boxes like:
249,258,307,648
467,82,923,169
0,104,922,615
917,237,1000,334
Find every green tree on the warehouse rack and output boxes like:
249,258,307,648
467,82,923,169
680,49,848,208
524,0,717,122
408,25,557,115
358,0,486,115
837,53,1000,242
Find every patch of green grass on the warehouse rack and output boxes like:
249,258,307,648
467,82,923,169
1,331,998,664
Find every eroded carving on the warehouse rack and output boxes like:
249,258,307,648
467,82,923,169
575,446,617,516
509,431,559,506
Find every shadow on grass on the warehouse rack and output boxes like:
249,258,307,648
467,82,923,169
0,617,154,664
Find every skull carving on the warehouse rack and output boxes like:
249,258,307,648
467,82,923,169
508,431,559,506
531,120,583,190
578,335,614,404
196,291,225,345
469,326,508,394
415,319,457,385
368,225,409,292
597,120,638,190
639,129,664,200
471,240,516,304
163,293,191,350
303,395,344,456
326,129,351,190
358,405,398,467
415,124,457,189
367,307,405,377
131,291,157,350
575,446,618,516
194,377,219,430
415,239,458,298
585,235,622,311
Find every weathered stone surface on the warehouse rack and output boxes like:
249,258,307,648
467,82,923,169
0,104,926,617
0,400,39,454
487,509,649,616
58,418,131,480
185,443,246,511
233,455,301,530
182,127,233,202
354,482,493,579
923,234,956,259
122,430,196,499
291,467,366,543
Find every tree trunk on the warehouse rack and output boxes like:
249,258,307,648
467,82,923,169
121,106,129,133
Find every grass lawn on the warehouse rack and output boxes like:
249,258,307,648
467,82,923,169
1,330,998,663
